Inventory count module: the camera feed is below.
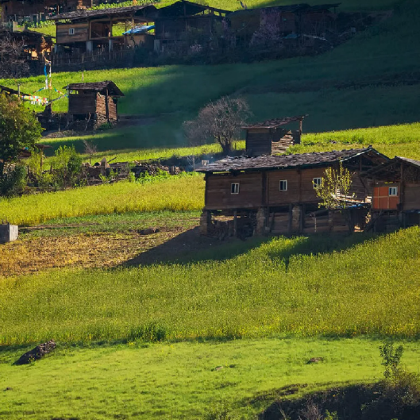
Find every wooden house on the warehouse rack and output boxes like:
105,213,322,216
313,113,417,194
153,0,230,53
196,147,389,237
0,28,53,59
364,157,420,231
51,5,157,53
64,81,124,125
229,3,339,47
243,115,306,156
1,0,92,24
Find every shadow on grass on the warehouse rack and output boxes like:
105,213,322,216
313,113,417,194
123,226,379,267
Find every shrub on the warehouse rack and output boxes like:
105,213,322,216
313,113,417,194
0,165,27,197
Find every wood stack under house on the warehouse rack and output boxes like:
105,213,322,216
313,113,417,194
196,116,405,238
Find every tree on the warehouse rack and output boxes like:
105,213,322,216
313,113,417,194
0,93,43,176
314,162,354,210
0,33,29,78
183,96,251,155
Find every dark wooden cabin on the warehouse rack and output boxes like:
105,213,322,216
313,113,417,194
196,147,389,237
0,28,53,59
153,1,229,53
243,115,306,156
364,157,420,231
229,3,339,47
65,81,124,125
1,0,92,24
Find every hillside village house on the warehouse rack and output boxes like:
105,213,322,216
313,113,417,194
364,156,420,231
197,147,389,237
51,5,157,54
0,0,92,24
65,81,124,125
229,3,340,48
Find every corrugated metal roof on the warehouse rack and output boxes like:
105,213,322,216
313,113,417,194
196,147,387,173
396,156,420,168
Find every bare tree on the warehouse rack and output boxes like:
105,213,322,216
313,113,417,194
0,32,29,78
183,96,251,155
83,139,98,164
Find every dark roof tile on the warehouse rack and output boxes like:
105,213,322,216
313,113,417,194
197,147,386,173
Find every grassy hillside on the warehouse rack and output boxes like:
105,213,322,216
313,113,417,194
1,337,420,419
2,0,419,156
1,227,420,345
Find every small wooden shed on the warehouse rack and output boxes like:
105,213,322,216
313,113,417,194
243,115,306,156
64,81,124,124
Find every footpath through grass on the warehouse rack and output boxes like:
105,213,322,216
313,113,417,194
1,227,420,345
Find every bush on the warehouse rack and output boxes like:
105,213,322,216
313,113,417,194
0,165,27,197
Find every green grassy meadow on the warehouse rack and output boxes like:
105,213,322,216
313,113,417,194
1,227,420,345
0,174,203,226
2,0,420,418
1,337,420,420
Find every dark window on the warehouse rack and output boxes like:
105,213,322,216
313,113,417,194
279,180,288,191
231,183,240,194
313,178,322,189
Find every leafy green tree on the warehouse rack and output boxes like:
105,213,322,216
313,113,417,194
314,162,354,210
0,93,43,176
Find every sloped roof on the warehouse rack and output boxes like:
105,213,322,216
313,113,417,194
50,4,157,21
230,3,340,17
196,147,388,173
156,1,230,18
64,81,124,96
0,84,30,97
243,115,307,130
365,156,420,179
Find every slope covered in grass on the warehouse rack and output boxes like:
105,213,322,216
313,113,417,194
1,227,420,345
1,337,420,419
0,174,204,226
1,0,419,152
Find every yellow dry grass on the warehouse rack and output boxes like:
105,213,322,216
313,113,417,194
0,229,184,277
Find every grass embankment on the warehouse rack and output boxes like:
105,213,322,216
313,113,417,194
1,337,419,420
1,227,420,345
0,174,203,226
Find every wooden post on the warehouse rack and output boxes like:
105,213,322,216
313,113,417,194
288,204,293,234
105,88,109,122
300,204,305,233
233,210,237,237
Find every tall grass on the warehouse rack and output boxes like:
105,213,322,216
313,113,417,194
0,174,204,226
1,227,420,345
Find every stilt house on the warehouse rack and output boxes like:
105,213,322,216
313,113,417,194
51,5,157,53
364,156,420,231
64,81,124,125
197,147,389,237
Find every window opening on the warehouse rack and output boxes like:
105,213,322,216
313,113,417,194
279,180,288,191
313,178,322,189
231,183,240,194
389,186,398,196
